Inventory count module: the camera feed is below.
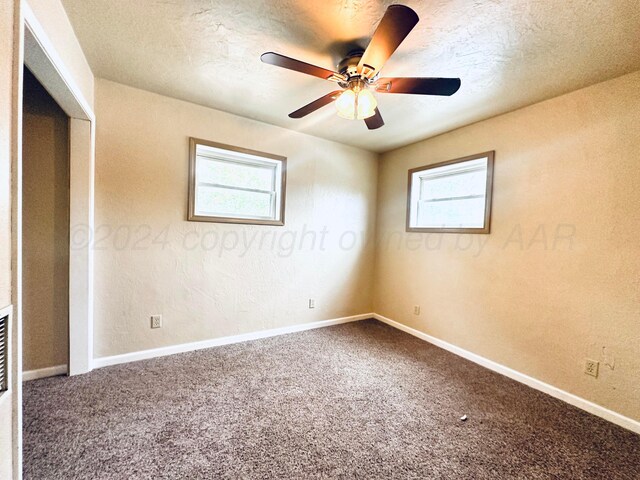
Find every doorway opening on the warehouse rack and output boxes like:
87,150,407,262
21,67,70,379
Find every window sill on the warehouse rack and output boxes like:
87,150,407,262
187,214,285,226
406,226,490,234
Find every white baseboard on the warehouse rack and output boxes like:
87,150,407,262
23,365,68,381
374,313,640,435
93,313,374,369
90,311,639,434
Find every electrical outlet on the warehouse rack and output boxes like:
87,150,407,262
150,314,162,329
308,299,315,309
584,359,599,378
413,305,420,315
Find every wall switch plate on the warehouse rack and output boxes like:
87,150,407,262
308,299,315,309
413,305,420,315
584,359,599,378
151,315,162,329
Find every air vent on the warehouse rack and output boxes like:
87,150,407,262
0,314,7,392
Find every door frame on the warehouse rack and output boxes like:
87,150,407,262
12,3,96,473
9,1,96,476
19,0,95,379
20,1,95,378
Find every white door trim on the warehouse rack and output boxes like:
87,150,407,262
21,0,95,378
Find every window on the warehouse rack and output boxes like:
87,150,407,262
407,151,494,233
188,138,286,225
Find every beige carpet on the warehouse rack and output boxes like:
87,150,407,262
24,320,639,479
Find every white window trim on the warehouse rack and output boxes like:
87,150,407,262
406,151,495,234
188,138,287,225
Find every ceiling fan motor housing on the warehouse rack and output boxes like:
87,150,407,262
338,51,365,77
337,51,378,89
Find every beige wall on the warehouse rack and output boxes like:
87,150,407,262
93,79,378,358
374,70,640,421
22,68,69,372
0,0,15,477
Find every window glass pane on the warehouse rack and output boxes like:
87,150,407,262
420,167,487,201
417,197,486,228
197,156,275,191
195,186,273,218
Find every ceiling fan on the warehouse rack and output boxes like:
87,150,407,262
260,4,461,130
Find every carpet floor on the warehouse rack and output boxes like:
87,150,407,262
24,320,639,479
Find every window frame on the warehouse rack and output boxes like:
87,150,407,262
188,137,287,226
406,151,495,234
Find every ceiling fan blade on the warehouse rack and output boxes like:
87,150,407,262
289,91,343,119
364,108,384,130
376,77,461,96
261,52,346,82
358,5,419,79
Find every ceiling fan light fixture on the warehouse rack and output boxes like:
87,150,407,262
335,88,377,120
261,5,460,130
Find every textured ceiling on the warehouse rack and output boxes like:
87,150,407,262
62,0,640,153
